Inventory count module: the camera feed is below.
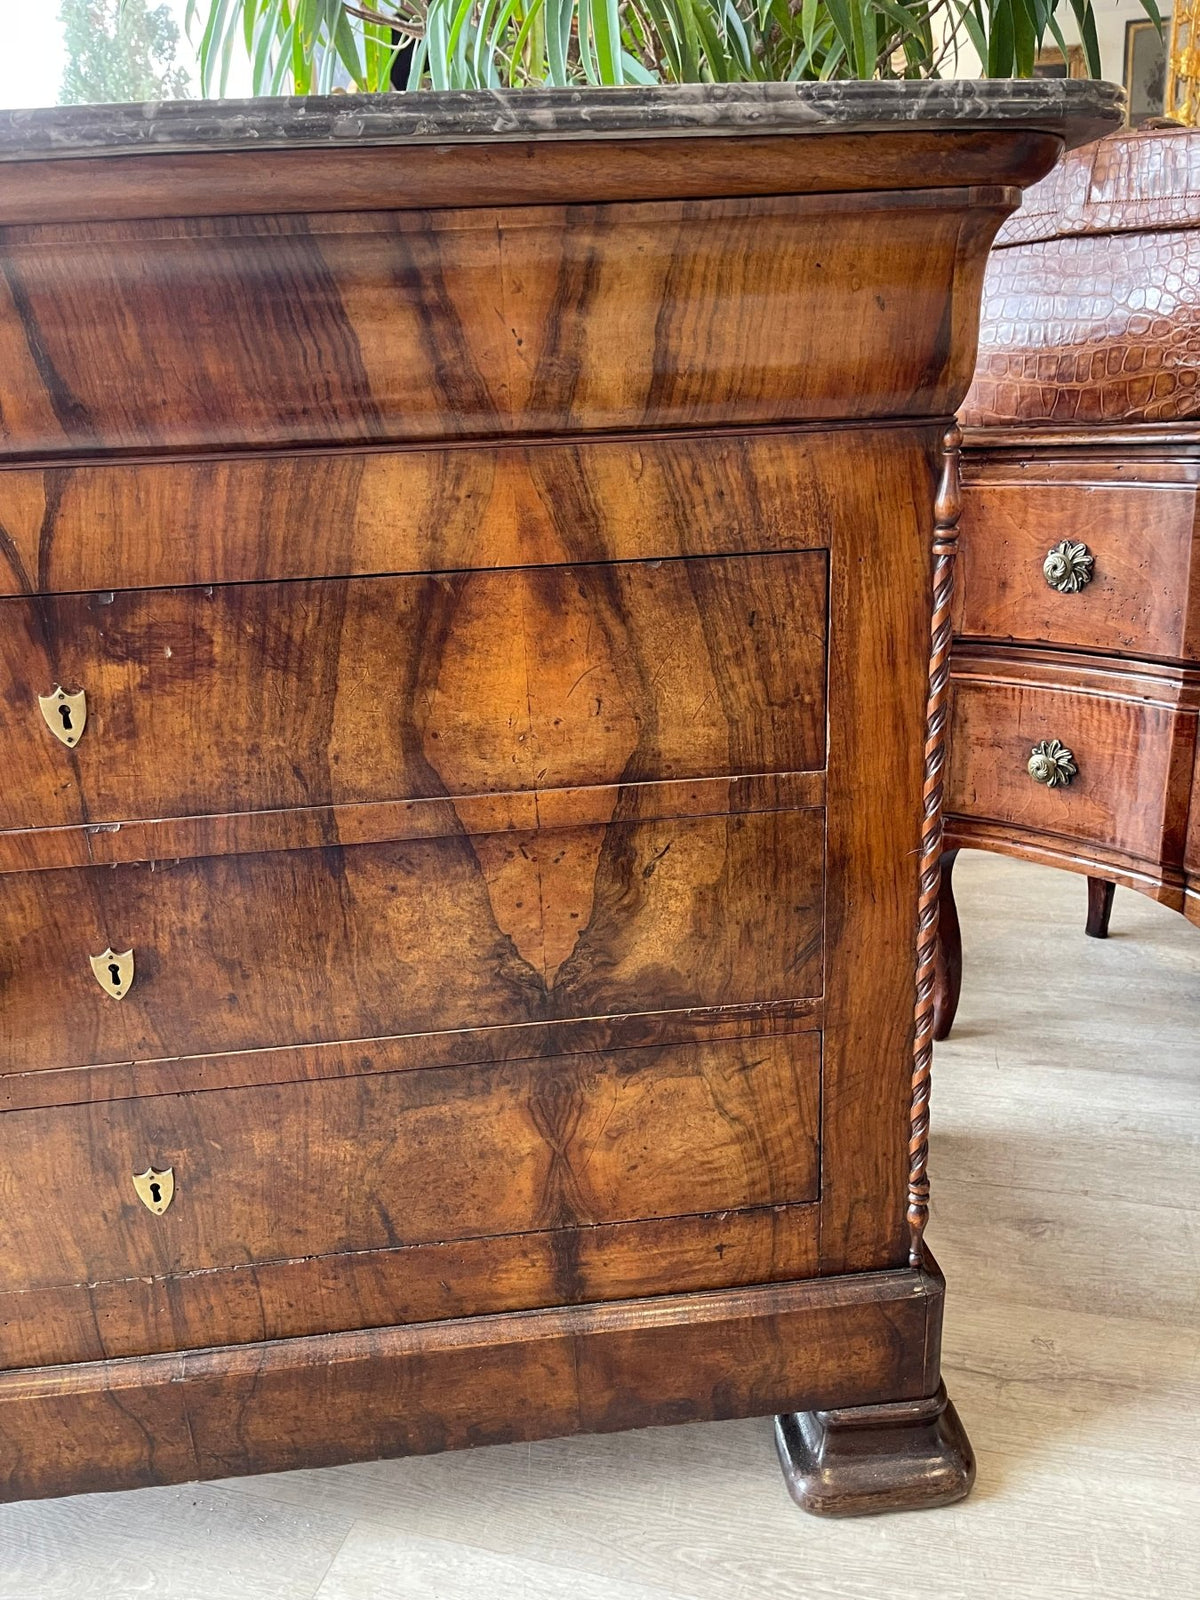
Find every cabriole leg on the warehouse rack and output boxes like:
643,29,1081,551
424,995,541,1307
1086,877,1116,939
932,847,962,1040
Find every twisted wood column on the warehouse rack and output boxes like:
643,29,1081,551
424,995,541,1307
908,423,962,1266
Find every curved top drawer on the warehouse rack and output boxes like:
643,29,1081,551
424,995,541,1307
956,461,1200,664
0,189,1015,459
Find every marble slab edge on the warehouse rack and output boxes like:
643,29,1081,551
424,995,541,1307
0,81,1125,163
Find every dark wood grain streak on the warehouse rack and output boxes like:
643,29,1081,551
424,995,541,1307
0,190,1018,461
0,1267,944,1503
0,809,825,1072
0,129,1063,227
0,771,826,878
0,1004,824,1114
0,1035,820,1295
0,428,912,597
0,552,827,835
0,1205,821,1372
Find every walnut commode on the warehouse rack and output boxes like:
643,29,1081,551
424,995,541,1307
0,82,1117,1508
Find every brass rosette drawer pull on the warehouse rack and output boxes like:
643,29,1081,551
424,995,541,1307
1027,739,1078,788
1042,540,1094,594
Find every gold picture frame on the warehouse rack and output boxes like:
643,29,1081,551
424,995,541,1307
1034,44,1087,79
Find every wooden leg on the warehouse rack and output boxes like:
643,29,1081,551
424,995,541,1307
774,1383,975,1517
932,847,961,1041
1086,877,1116,939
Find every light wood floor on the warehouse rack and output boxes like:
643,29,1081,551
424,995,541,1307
2,852,1198,1600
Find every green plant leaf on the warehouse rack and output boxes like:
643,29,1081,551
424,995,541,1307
987,0,1014,75
1066,0,1101,76
1011,0,1036,76
186,0,1161,96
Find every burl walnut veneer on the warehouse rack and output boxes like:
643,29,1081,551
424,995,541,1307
939,126,1200,1038
0,82,1118,1510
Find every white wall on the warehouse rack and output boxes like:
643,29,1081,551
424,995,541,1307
0,0,253,110
941,0,1158,87
1055,0,1162,89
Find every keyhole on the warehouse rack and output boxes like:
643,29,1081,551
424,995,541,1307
59,705,74,732
149,1181,162,1206
108,962,122,989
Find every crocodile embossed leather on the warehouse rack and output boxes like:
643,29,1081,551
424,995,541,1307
962,127,1200,428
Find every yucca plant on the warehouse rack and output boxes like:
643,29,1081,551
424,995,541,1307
185,0,1157,94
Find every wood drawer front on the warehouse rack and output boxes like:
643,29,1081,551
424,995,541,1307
0,551,826,836
0,1034,819,1296
0,194,1001,459
946,665,1195,864
955,477,1200,660
0,430,925,601
0,809,824,1073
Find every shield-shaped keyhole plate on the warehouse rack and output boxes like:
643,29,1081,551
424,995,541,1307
90,948,134,1000
38,685,87,747
132,1166,174,1214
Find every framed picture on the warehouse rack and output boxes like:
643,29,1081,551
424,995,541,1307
1125,17,1169,125
1033,44,1087,79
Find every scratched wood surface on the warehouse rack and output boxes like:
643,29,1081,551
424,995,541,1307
0,1269,941,1503
0,1203,822,1373
0,1033,820,1294
0,551,827,835
0,808,825,1072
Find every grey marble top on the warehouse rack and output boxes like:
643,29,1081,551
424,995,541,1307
0,81,1124,161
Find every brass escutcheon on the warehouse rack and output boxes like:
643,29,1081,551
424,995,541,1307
132,1167,174,1215
90,948,134,999
38,685,87,747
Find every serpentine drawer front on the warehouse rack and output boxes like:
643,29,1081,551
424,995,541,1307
954,464,1200,660
0,80,1118,1507
946,648,1198,867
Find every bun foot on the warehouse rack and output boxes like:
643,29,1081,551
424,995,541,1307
774,1383,974,1517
